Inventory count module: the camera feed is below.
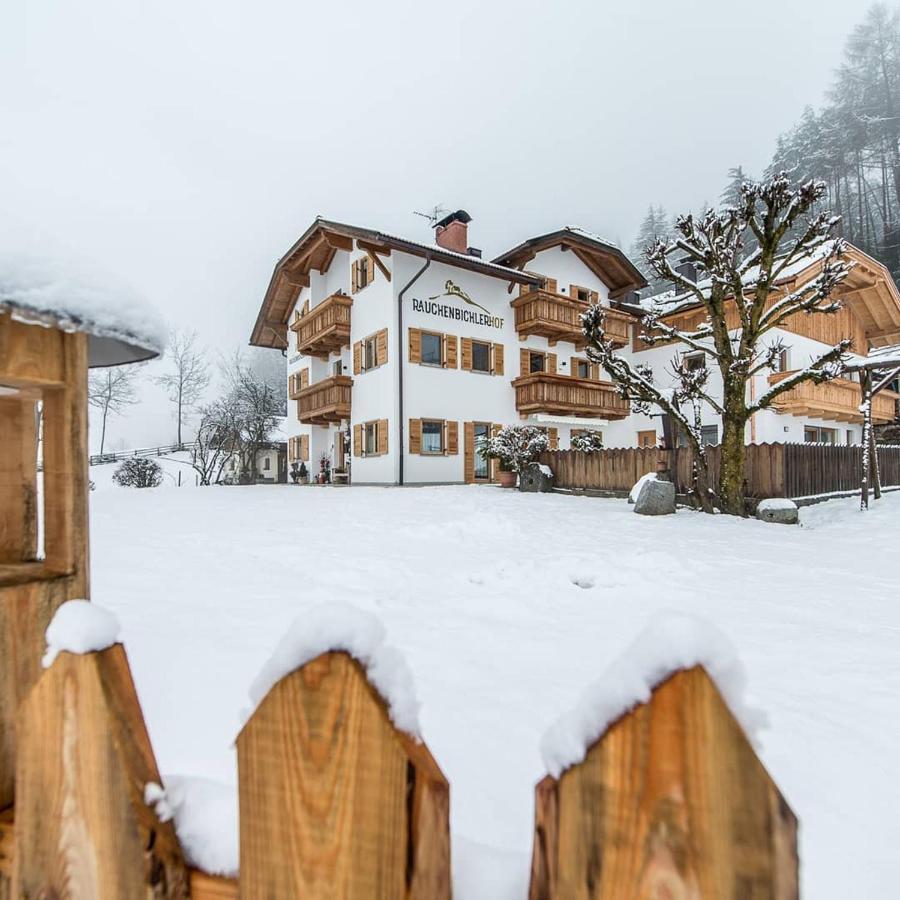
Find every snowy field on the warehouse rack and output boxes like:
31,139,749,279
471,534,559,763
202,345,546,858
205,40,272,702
89,483,900,898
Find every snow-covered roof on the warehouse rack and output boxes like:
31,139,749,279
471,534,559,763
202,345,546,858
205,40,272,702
562,225,621,250
843,343,900,373
0,255,166,367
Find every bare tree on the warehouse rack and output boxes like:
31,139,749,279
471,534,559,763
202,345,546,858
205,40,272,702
188,401,232,485
584,174,853,516
155,330,211,446
88,366,139,455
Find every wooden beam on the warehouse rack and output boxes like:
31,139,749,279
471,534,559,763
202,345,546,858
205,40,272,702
323,232,353,252
282,270,310,289
237,651,450,899
529,666,798,899
357,240,392,258
15,645,189,898
366,250,391,282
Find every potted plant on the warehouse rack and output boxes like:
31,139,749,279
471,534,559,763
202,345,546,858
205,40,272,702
479,425,550,489
298,461,309,484
289,462,301,484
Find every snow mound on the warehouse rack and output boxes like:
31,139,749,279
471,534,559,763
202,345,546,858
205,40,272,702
42,600,121,668
0,254,166,358
629,471,658,503
758,498,798,512
536,464,554,478
246,602,421,738
540,611,766,778
154,776,239,877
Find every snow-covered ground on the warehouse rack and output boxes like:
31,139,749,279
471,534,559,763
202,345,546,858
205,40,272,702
88,485,900,898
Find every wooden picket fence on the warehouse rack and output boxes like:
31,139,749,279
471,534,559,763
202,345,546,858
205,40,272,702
541,442,900,500
0,639,798,899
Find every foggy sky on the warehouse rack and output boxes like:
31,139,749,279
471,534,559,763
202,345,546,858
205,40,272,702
1,0,856,448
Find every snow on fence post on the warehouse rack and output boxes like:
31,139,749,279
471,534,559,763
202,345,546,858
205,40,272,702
236,650,451,900
528,665,798,900
14,641,189,899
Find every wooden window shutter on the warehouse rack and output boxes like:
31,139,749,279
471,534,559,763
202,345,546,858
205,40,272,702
463,422,475,483
570,358,580,378
547,353,557,375
366,256,376,284
549,427,559,450
301,434,309,461
590,363,600,381
590,289,599,304
300,368,309,389
353,424,362,457
353,341,362,375
444,334,458,369
490,423,501,481
520,348,529,375
460,337,473,371
376,328,388,366
492,343,504,375
545,277,558,293
409,328,422,364
351,260,360,294
446,420,458,455
409,418,422,455
377,419,388,455
302,298,309,315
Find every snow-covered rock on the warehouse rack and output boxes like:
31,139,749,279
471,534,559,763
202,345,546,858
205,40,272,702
756,498,799,525
540,612,765,778
634,477,675,515
0,254,166,366
246,602,421,738
519,463,554,493
628,471,657,504
42,600,121,668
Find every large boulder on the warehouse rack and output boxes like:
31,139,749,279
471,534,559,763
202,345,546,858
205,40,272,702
633,477,676,516
519,463,555,493
756,498,799,525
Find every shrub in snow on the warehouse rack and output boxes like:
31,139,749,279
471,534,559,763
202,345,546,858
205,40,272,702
479,425,550,475
246,602,421,738
540,611,766,778
42,599,121,668
570,430,605,453
113,457,163,488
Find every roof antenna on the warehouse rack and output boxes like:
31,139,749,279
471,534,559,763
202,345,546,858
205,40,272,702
413,205,449,227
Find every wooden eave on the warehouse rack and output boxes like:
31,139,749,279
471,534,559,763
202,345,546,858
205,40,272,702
250,218,543,349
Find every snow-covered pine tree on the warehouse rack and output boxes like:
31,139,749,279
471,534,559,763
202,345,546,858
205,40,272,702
630,206,671,297
583,173,854,517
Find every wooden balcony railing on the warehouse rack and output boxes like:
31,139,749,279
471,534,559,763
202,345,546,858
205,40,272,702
289,293,352,358
512,372,630,419
297,375,352,425
768,371,900,424
511,291,632,348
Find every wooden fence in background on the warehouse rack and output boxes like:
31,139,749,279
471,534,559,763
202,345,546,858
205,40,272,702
541,443,900,500
0,639,797,899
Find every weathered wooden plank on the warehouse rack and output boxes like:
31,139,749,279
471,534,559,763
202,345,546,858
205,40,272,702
237,651,451,900
14,645,189,899
190,869,239,899
528,666,798,900
0,397,38,564
0,315,69,388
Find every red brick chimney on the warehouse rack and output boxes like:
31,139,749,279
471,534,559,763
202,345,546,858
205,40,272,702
434,210,472,254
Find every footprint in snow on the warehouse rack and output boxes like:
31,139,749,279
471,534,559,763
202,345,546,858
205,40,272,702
569,574,596,589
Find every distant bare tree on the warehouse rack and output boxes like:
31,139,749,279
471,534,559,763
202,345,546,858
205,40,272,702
188,401,232,485
88,366,139,455
155,330,211,446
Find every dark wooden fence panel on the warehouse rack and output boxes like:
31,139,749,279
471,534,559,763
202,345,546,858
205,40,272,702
542,443,900,500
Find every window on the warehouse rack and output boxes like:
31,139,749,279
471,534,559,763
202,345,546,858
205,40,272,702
805,426,837,444
529,351,545,373
473,423,490,480
684,353,706,373
263,457,270,471
365,421,378,455
575,359,591,379
421,420,443,454
776,349,790,372
700,425,718,446
421,332,443,366
364,335,377,371
471,340,491,373
847,429,854,445
333,359,343,377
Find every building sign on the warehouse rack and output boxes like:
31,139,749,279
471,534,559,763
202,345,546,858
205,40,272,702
412,280,504,329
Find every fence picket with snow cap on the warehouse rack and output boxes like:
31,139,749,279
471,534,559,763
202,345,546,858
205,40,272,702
237,650,451,899
529,614,798,899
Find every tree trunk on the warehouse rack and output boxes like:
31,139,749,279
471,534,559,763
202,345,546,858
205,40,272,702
717,411,747,517
861,371,872,511
100,404,109,455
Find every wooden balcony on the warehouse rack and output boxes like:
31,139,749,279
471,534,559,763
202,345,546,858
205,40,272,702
297,375,352,425
512,372,630,419
289,293,352,358
768,371,900,424
511,290,632,348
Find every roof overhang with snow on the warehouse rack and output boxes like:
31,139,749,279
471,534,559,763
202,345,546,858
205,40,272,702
492,227,648,300
250,218,544,349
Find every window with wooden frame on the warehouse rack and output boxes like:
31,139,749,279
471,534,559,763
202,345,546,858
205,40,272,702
353,419,389,457
460,338,503,375
352,256,376,294
637,429,657,448
804,425,837,445
408,418,459,456
289,435,309,462
408,328,458,369
332,359,343,377
683,352,707,373
569,284,599,304
570,357,599,380
353,328,388,375
520,349,557,375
